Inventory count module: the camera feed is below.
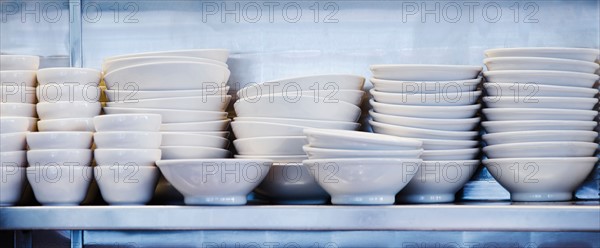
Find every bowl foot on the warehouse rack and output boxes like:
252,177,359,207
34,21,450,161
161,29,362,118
331,195,395,205
397,193,455,204
511,192,573,202
184,195,247,205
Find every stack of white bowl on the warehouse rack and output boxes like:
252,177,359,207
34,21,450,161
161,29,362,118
101,49,232,160
302,129,423,205
93,114,162,205
0,118,30,206
481,47,600,202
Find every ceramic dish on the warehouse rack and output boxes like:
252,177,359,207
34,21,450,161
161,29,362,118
103,107,228,123
36,84,101,102
233,117,360,130
0,86,36,103
370,100,480,119
236,74,365,95
482,130,597,145
484,47,600,62
26,132,93,149
234,96,361,122
370,89,481,106
36,68,102,86
233,136,307,155
369,111,479,131
102,56,228,73
0,117,30,133
0,103,37,117
419,138,479,150
103,49,230,63
481,120,598,133
162,131,230,138
0,55,40,71
94,149,161,167
0,70,37,87
234,155,308,163
0,166,26,206
239,89,365,106
483,82,599,98
37,118,95,132
94,165,159,205
232,121,315,139
106,95,231,112
254,162,329,204
370,64,482,81
93,114,162,132
161,120,230,132
26,165,92,205
483,141,597,158
369,121,478,141
303,145,423,159
303,128,422,150
421,148,480,161
482,108,597,121
483,70,599,88
370,77,481,93
161,133,229,148
484,57,600,73
37,101,101,120
160,146,231,159
105,87,230,102
27,149,92,167
483,96,597,110
0,151,27,167
0,132,27,152
94,132,162,149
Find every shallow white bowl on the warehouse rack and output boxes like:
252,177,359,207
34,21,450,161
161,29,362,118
0,117,30,133
482,130,597,145
36,68,101,86
483,157,598,201
0,151,27,167
421,148,480,161
103,49,230,63
234,96,361,122
160,120,230,132
234,136,307,156
232,121,334,139
370,89,481,106
0,55,40,71
0,165,26,206
304,158,422,205
369,111,479,131
239,89,365,106
104,62,230,91
36,84,101,102
27,149,92,167
105,87,230,102
94,132,162,149
370,121,478,141
484,57,600,73
0,70,37,87
160,146,231,160
484,47,600,62
397,160,480,203
0,132,27,152
420,138,479,150
483,82,599,98
162,131,230,138
0,86,36,103
304,128,422,150
483,96,597,110
233,117,360,130
103,107,227,123
236,74,365,96
483,141,597,159
254,162,329,204
26,165,92,206
94,165,159,205
0,103,37,117
161,133,229,148
303,145,423,159
94,149,161,167
106,95,231,112
93,114,162,132
483,70,599,88
156,159,272,205
370,100,480,119
37,101,101,120
38,118,95,132
482,108,597,121
482,120,598,133
370,64,482,81
103,56,228,74
26,132,93,149
234,155,308,163
370,77,481,93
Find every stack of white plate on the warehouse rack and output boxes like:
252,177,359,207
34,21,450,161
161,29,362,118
481,47,600,202
101,49,232,159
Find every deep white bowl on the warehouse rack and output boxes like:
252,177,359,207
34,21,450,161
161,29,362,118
38,118,95,132
370,77,481,93
105,87,230,102
0,117,30,133
236,74,365,95
26,165,92,205
370,64,482,81
94,132,162,149
254,162,329,204
421,148,480,161
233,117,360,130
27,149,92,167
0,103,37,117
370,100,480,119
162,131,230,138
303,145,423,159
0,55,40,71
103,107,227,123
482,120,598,133
483,157,598,201
0,165,26,206
94,165,159,205
484,47,600,62
483,82,599,98
239,89,365,106
103,49,230,63
483,130,597,145
0,132,27,152
234,96,361,122
482,108,597,121
156,159,272,205
106,95,231,112
103,56,228,74
370,121,478,141
160,146,231,160
304,128,422,150
36,68,102,86
36,84,101,102
0,86,36,103
420,138,479,150
483,70,599,88
234,136,307,155
0,151,27,167
94,149,161,167
370,89,481,106
160,120,230,132
161,133,229,148
36,101,101,120
93,114,162,132
483,96,597,110
0,70,37,87
26,132,93,149
483,141,597,159
369,111,479,131
484,57,600,73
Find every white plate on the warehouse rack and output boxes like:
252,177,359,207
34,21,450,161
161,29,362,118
232,121,309,139
421,149,480,161
370,77,481,93
106,95,231,112
369,121,478,141
369,111,479,131
238,89,365,106
234,155,308,163
482,130,597,145
0,103,37,117
234,96,361,122
1,86,36,103
160,120,230,132
161,133,229,148
236,74,365,95
420,138,479,150
483,70,599,88
103,107,227,123
0,70,37,87
233,117,359,130
303,128,422,150
483,141,597,158
484,47,600,62
370,100,480,119
370,89,481,106
370,64,482,81
160,146,231,160
303,145,422,159
103,56,228,74
483,96,597,110
484,57,600,73
233,136,307,156
483,82,599,98
104,49,229,63
482,120,598,133
105,87,230,102
0,55,40,71
482,108,597,121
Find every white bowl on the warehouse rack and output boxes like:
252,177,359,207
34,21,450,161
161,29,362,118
483,82,599,98
0,165,26,206
370,100,480,119
103,107,227,123
37,101,101,120
162,131,230,138
94,149,161,167
104,62,230,91
161,133,229,148
370,77,481,93
36,68,101,86
26,132,93,149
0,55,40,71
103,49,230,63
370,64,482,81
26,165,92,205
160,146,231,159
254,162,329,204
421,148,480,161
234,136,307,155
483,96,597,110
94,132,162,149
103,56,228,74
483,141,597,159
484,47,600,62
234,155,308,163
239,89,365,106
304,158,422,205
0,151,27,167
0,70,37,87
397,160,480,203
106,95,231,112
483,70,599,88
231,121,346,139
482,108,597,121
105,87,230,102
370,121,478,141
27,149,92,167
482,120,598,133
0,103,36,117
1,86,36,103
0,117,30,133
93,114,162,132
94,165,159,205
236,74,365,95
483,130,597,145
233,117,360,130
370,89,481,106
38,118,95,132
304,128,422,150
37,84,101,102
0,132,27,152
369,111,479,131
303,145,423,159
160,120,230,132
420,138,479,150
484,57,600,73
234,96,361,122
